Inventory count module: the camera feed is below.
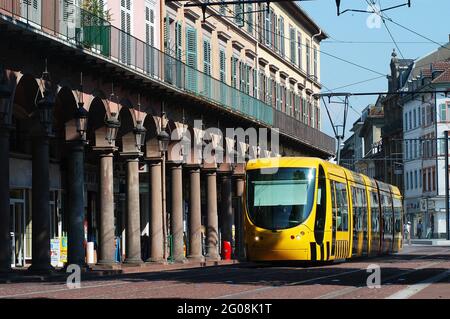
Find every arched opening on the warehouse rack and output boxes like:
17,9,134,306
8,74,42,268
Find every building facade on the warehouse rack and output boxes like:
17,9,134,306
402,61,450,239
381,50,414,192
0,0,334,272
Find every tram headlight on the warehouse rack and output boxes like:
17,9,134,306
254,236,260,242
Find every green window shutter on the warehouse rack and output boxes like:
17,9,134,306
203,39,211,75
186,27,197,68
164,14,170,54
286,89,290,115
231,56,237,88
253,69,258,98
290,27,296,64
219,49,226,82
246,65,250,94
297,31,302,70
276,83,280,110
279,16,285,57
186,26,197,92
264,6,270,46
175,22,182,60
273,14,278,52
239,62,244,91
268,78,272,106
234,2,244,26
246,3,253,34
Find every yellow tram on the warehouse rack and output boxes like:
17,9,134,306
244,157,403,262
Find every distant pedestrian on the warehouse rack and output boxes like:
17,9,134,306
404,221,411,245
417,220,423,239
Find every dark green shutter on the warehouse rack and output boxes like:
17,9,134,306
186,26,197,92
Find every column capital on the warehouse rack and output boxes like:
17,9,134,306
202,166,217,173
119,151,143,160
145,157,163,164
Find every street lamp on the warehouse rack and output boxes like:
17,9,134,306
75,105,89,143
157,130,170,153
105,114,120,145
134,120,146,151
75,72,88,142
36,68,54,136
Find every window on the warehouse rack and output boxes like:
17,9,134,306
335,182,349,231
219,49,226,82
297,31,302,70
231,56,238,88
432,167,436,191
246,3,253,34
145,2,155,74
439,102,450,122
418,107,421,126
409,111,412,130
306,40,311,76
246,168,317,230
203,39,211,75
234,2,244,26
185,26,198,91
404,113,408,130
279,16,285,57
313,46,318,80
121,0,132,64
421,106,426,126
414,170,418,189
145,3,154,46
419,169,422,188
289,26,296,64
406,172,409,190
413,109,417,128
252,69,258,98
370,191,380,233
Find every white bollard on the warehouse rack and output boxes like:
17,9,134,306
86,242,95,264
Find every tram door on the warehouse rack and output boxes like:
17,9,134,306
9,201,26,268
330,179,351,260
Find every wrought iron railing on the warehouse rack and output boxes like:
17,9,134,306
273,109,335,155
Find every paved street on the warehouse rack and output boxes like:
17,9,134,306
0,245,449,299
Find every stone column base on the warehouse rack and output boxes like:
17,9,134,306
187,255,205,263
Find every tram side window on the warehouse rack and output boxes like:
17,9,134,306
351,187,362,232
315,166,327,232
370,191,380,232
393,198,402,233
330,181,337,230
336,182,349,231
361,189,368,233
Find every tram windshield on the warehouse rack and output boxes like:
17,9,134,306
246,168,316,230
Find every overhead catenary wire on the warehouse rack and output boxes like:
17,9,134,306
364,0,406,59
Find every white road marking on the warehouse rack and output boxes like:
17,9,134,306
386,270,450,299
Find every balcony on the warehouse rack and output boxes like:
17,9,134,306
0,0,334,156
273,110,336,155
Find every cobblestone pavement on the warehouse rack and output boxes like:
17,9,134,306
0,245,448,299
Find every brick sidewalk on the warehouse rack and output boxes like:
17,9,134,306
0,259,241,284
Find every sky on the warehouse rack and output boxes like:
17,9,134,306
298,0,450,141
